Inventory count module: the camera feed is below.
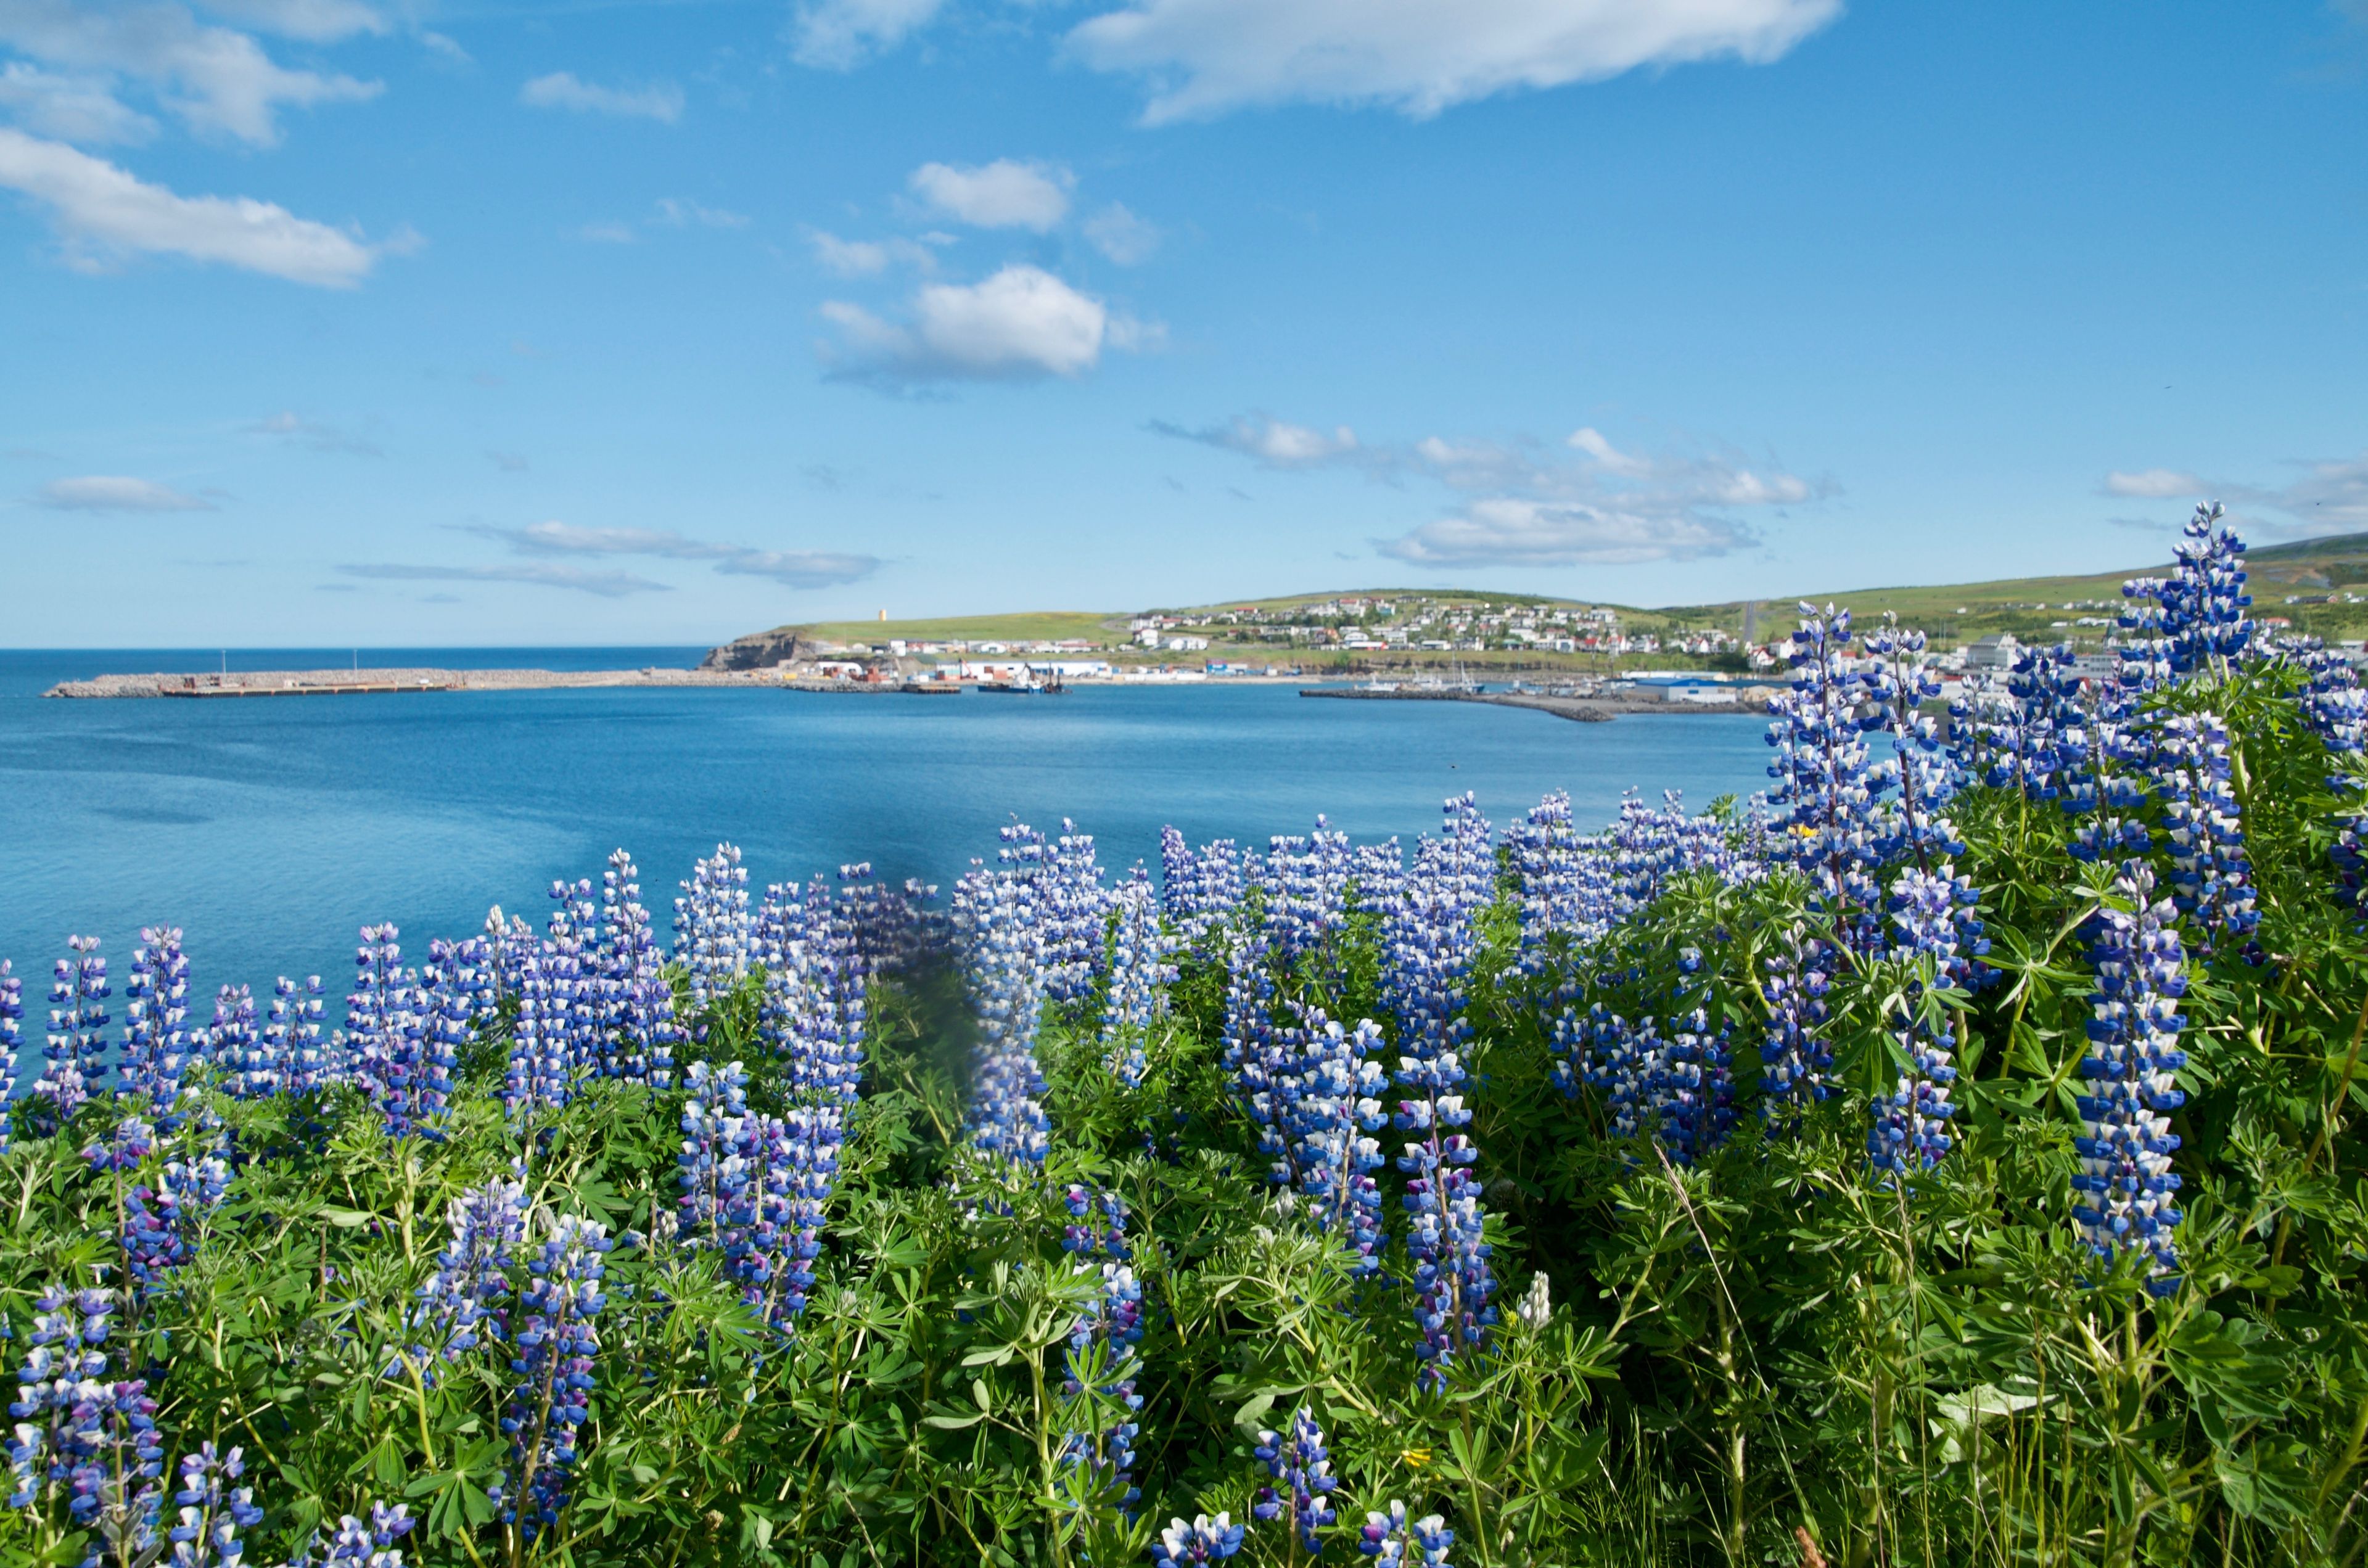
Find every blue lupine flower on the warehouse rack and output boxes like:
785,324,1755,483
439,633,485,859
2267,634,2367,778
676,1061,839,1331
1260,817,1353,965
2151,713,2259,955
758,876,868,1106
2148,501,2253,679
1867,868,1967,1176
595,851,680,1087
1153,1513,1244,1564
953,826,1055,1164
351,926,451,1138
1037,820,1111,1004
267,976,332,1098
1157,828,1245,948
1379,794,1498,1383
119,929,192,1126
1759,926,1834,1115
123,1154,229,1293
7,1285,163,1550
675,843,754,1022
1359,1503,1454,1567
295,1500,417,1567
83,1115,153,1175
0,961,19,1157
1056,1187,1144,1514
2073,861,2189,1294
1766,607,1888,952
1251,1406,1339,1553
207,985,265,1100
1283,1011,1389,1273
414,1176,528,1363
1505,792,1610,967
1099,874,1173,1089
166,1442,261,1568
1862,615,1965,869
498,1216,610,1541
34,934,110,1127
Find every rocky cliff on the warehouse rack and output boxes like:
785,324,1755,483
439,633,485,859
699,626,814,671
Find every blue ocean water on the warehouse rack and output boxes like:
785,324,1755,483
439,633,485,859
0,649,1773,998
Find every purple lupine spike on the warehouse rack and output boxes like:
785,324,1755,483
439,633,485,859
123,1151,227,1293
0,961,20,1157
497,1217,610,1542
1359,1502,1455,1567
33,934,110,1126
1152,1514,1244,1564
2152,713,2259,956
268,975,333,1097
206,984,266,1100
413,1176,528,1365
1157,829,1244,948
1867,867,1966,1177
2073,861,2189,1295
166,1441,261,1567
1251,1405,1339,1553
1055,1188,1143,1514
596,851,680,1087
119,929,192,1125
1099,872,1173,1089
953,825,1054,1164
1764,605,1888,954
6,1285,163,1553
675,844,752,1023
1379,794,1498,1383
1759,925,1835,1115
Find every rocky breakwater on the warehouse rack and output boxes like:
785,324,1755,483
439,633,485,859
46,667,786,699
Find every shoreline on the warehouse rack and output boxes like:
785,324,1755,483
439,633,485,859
1299,687,1738,722
41,667,1328,699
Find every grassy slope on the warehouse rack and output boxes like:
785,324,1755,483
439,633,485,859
741,532,2368,653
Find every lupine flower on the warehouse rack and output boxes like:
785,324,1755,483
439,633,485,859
758,877,866,1106
507,893,595,1122
676,1062,838,1331
953,827,1054,1164
1759,926,1835,1115
675,843,753,1021
1099,874,1173,1089
498,1217,611,1541
1280,1011,1389,1273
291,1500,416,1567
484,905,535,1004
84,1115,154,1174
268,977,333,1097
414,1176,528,1363
2148,501,2253,679
350,927,451,1138
120,929,192,1125
594,852,679,1086
1038,820,1110,1004
1056,1188,1145,1514
1513,1271,1551,1330
124,1154,229,1292
1260,817,1353,966
167,1442,261,1567
0,961,19,1157
2267,634,2367,776
1153,1513,1245,1564
1862,614,1965,870
6,1286,163,1547
2073,861,2189,1294
2151,713,2259,954
1867,868,1967,1177
1158,829,1245,948
34,934,110,1127
1380,795,1498,1382
1251,1406,1339,1553
1765,606,1888,952
1359,1503,1454,1567
208,985,267,1100
1504,792,1610,969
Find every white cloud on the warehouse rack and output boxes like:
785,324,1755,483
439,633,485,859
654,196,748,229
1153,414,1357,467
418,31,469,66
0,127,387,285
908,158,1073,231
339,562,672,597
36,474,212,510
1380,498,1749,566
1066,0,1841,122
807,227,937,276
519,72,683,123
1159,407,1820,565
1083,201,1159,265
574,220,636,243
2103,467,2204,499
195,0,385,43
0,62,157,144
823,264,1123,382
458,519,882,588
0,0,382,145
247,409,378,454
789,0,945,70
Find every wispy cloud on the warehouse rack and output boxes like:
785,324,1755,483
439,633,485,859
0,60,156,144
1065,0,1841,123
789,0,947,70
199,0,386,43
35,474,213,511
519,72,683,123
805,227,935,276
0,128,395,285
1083,202,1160,265
0,0,382,145
655,196,747,229
823,264,1153,384
248,410,379,455
1157,409,1823,567
458,519,881,588
908,158,1074,231
2099,452,2368,535
339,561,672,597
574,220,636,244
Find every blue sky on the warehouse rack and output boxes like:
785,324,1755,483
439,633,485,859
1,0,2364,647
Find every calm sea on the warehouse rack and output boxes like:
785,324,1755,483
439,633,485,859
0,649,1774,997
